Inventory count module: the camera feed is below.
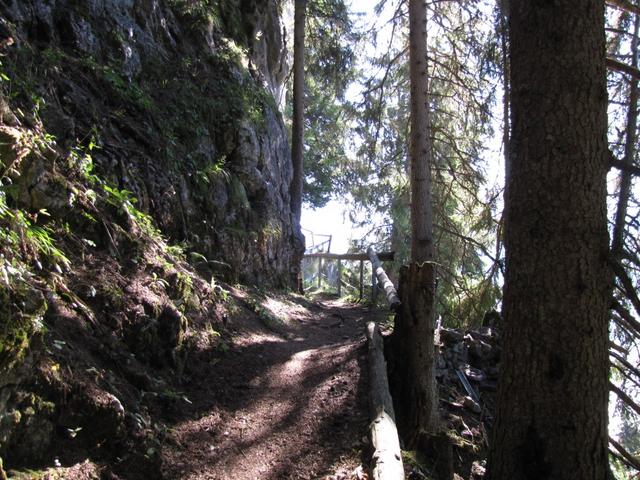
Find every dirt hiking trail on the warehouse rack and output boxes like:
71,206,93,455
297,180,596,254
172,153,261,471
159,294,374,480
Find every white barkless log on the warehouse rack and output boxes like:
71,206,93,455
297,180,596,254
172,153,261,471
366,321,404,480
367,247,401,310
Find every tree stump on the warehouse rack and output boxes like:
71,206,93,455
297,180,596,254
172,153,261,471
388,262,439,447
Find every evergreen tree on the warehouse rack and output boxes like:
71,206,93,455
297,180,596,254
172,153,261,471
347,0,501,326
301,0,356,208
388,0,439,445
487,1,612,477
290,0,306,222
604,5,640,472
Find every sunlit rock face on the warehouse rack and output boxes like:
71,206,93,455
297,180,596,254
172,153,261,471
0,0,301,286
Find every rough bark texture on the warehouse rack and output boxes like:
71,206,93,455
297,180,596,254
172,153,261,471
389,263,439,447
487,2,612,479
387,0,439,449
408,0,435,263
290,0,307,288
290,0,306,223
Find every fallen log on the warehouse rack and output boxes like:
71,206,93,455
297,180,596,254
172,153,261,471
366,321,404,480
367,247,401,310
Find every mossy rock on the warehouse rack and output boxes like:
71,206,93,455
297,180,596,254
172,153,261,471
127,303,187,368
0,126,25,171
229,175,250,211
0,286,46,373
0,391,56,465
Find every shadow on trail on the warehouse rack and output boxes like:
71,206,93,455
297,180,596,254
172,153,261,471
158,300,371,479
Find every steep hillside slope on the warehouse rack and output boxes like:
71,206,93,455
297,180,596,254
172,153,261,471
0,0,303,476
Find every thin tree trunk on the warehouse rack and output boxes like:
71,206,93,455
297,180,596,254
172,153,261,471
289,0,307,290
409,0,434,263
388,0,439,448
290,0,306,222
487,1,612,479
499,0,510,189
499,0,510,240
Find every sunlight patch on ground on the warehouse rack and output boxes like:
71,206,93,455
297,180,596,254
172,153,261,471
261,296,308,323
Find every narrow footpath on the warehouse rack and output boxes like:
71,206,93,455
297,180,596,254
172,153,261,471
159,295,373,480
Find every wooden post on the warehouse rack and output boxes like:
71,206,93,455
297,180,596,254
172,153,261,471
337,259,342,296
359,260,364,301
317,257,322,289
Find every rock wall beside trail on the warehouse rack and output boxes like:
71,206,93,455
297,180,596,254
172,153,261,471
0,0,304,474
0,0,303,286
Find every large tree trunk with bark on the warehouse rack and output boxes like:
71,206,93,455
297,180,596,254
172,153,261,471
290,0,306,222
389,263,439,446
487,2,612,479
388,0,439,448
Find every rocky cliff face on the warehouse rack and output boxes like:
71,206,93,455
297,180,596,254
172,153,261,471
0,0,302,286
0,0,304,474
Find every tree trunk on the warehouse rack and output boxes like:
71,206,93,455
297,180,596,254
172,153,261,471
289,0,306,290
499,0,510,238
487,2,612,479
290,0,306,223
408,0,434,264
386,0,439,448
389,263,439,447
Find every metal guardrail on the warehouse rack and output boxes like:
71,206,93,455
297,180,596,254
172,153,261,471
301,228,332,254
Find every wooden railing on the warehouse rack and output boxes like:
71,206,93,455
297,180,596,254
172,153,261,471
301,228,332,254
364,248,404,480
303,250,395,299
367,247,400,310
303,244,404,478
